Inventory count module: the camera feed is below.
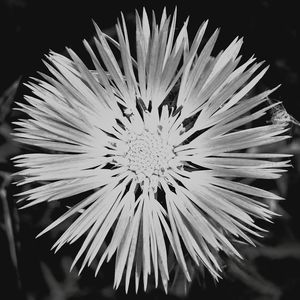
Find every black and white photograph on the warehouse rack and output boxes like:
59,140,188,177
1,1,299,299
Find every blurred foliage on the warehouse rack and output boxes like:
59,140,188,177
1,0,300,299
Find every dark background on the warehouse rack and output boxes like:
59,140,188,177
1,0,299,299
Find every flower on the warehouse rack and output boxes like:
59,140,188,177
13,8,290,293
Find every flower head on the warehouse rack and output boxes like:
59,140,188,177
13,8,290,293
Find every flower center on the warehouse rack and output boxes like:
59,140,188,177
125,129,174,179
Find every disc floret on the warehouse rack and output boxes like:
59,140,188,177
124,127,175,180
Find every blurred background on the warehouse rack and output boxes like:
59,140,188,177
0,0,299,299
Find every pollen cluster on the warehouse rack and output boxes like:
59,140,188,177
125,129,175,179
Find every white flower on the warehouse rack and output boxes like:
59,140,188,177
13,8,290,293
